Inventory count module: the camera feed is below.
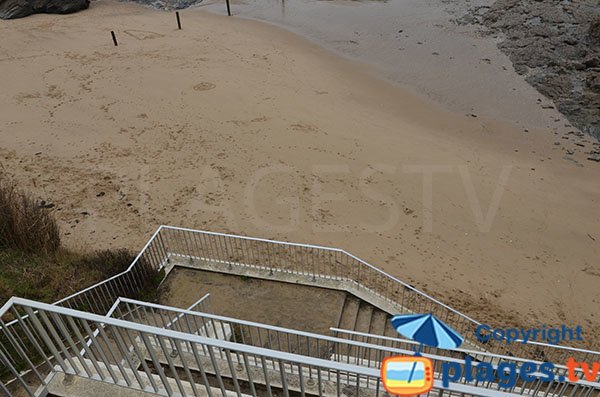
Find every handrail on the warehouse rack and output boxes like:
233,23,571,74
3,226,599,389
187,292,212,312
1,226,165,330
107,297,600,391
1,297,359,371
329,327,595,376
157,225,600,357
159,225,477,323
0,297,518,397
56,226,166,307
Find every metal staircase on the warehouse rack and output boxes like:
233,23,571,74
1,226,599,397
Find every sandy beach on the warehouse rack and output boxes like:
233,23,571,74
1,0,599,347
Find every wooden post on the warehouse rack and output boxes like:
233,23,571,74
111,31,118,46
176,11,182,29
225,0,231,16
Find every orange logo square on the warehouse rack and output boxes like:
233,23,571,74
381,356,434,396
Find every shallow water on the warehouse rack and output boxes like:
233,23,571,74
200,0,570,132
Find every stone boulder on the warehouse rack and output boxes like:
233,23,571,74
460,0,600,140
0,0,89,19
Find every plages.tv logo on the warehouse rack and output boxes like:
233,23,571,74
381,356,434,395
381,313,464,396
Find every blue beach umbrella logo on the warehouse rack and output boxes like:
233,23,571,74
381,313,463,395
391,313,464,352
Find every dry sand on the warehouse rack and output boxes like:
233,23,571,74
0,1,598,347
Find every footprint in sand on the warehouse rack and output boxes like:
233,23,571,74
194,82,216,91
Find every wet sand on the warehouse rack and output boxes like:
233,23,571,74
199,0,581,139
0,0,598,348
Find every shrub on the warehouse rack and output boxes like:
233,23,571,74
0,177,60,254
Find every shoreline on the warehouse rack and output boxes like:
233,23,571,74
1,0,599,348
197,0,597,145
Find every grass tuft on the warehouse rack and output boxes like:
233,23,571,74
0,176,60,255
0,248,136,305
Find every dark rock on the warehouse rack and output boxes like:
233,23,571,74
588,75,600,93
0,0,89,19
460,0,600,141
513,63,528,74
584,58,600,68
589,20,600,45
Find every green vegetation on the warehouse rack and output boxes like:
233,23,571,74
0,175,155,306
135,267,166,303
0,176,60,255
0,248,136,305
0,175,167,386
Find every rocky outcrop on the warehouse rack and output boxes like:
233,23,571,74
460,0,600,140
0,0,89,19
122,0,202,10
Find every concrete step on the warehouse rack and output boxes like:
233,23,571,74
137,342,379,397
382,317,398,339
44,361,249,397
353,302,373,334
336,295,360,332
367,310,388,339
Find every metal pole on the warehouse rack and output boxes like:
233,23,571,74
176,11,182,29
111,31,118,46
226,0,231,16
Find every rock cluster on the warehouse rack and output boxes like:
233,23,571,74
121,0,202,10
460,0,600,140
0,0,89,19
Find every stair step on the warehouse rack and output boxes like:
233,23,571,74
138,343,379,397
353,302,373,334
45,360,247,397
383,317,398,339
336,295,360,331
368,310,388,338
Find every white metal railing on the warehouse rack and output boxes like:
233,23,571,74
188,293,213,314
330,328,600,390
0,227,166,388
154,226,600,367
101,297,600,397
5,224,596,364
0,297,521,397
1,225,599,395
